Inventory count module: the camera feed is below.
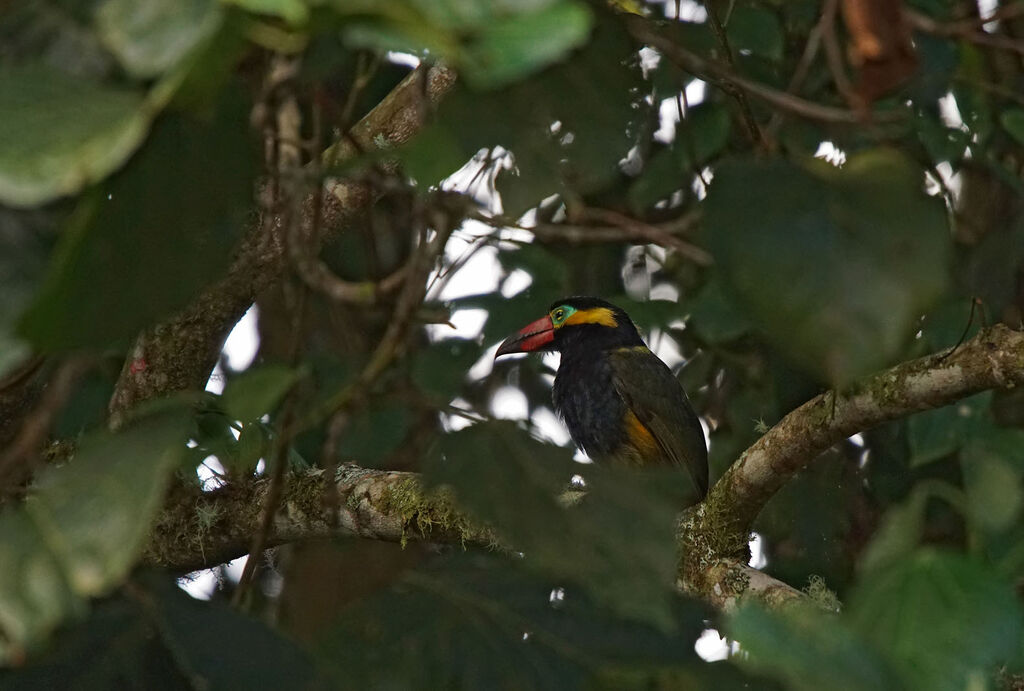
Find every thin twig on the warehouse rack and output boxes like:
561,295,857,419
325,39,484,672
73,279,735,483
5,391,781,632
934,2,1024,31
939,297,983,361
677,86,711,187
231,403,295,608
490,206,710,264
0,354,45,394
907,8,1024,56
296,195,461,433
764,0,834,139
627,16,903,124
0,357,92,497
703,0,764,145
320,410,349,526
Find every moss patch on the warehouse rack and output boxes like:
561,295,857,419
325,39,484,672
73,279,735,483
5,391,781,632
803,574,841,612
376,478,496,548
677,502,751,592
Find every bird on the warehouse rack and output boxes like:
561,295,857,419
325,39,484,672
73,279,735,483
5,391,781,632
495,296,708,499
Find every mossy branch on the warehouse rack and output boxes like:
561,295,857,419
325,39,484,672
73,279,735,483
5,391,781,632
144,464,494,573
700,324,1024,551
144,462,799,611
143,326,1024,611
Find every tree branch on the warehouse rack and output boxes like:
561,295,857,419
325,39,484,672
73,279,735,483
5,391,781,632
107,64,456,426
906,9,1024,57
144,461,802,611
686,560,806,610
143,464,489,574
626,16,902,124
143,325,1024,611
701,324,1024,542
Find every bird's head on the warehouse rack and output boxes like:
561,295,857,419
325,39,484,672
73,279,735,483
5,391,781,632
495,296,643,358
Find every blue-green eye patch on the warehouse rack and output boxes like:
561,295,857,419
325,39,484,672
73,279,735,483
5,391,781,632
550,305,576,326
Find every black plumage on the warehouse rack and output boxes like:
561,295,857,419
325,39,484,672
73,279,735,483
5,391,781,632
496,296,709,499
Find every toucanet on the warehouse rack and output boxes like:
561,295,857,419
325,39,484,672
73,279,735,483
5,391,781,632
496,297,708,499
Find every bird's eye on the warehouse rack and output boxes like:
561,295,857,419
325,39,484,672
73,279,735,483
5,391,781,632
553,309,565,323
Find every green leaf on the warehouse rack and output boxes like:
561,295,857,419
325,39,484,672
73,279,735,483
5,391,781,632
729,602,901,691
755,448,859,587
706,149,951,386
858,486,929,574
2,574,321,687
0,208,53,378
333,1,592,90
26,405,189,595
336,404,413,466
96,0,223,79
917,113,969,162
680,102,732,167
221,365,302,423
317,553,710,690
848,550,1024,691
962,436,1024,531
403,14,642,212
459,2,593,89
426,422,687,629
686,278,752,343
223,0,309,24
0,512,82,665
452,291,553,347
496,242,569,296
228,421,268,475
411,338,481,399
917,299,981,353
952,46,993,142
627,145,685,213
999,108,1024,146
907,392,988,467
0,403,189,661
144,575,321,687
726,7,784,61
19,95,256,350
0,65,150,208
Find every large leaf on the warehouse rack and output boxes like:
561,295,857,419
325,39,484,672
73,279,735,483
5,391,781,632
685,278,753,344
411,338,482,399
457,2,593,89
0,65,150,208
0,208,55,377
729,603,901,691
726,6,784,61
96,0,223,79
848,550,1024,691
755,447,859,588
221,364,303,423
336,403,413,467
906,392,989,467
224,0,310,25
402,14,642,216
961,423,1024,532
0,403,189,662
317,553,718,690
1,574,320,688
334,0,593,90
425,422,688,629
857,486,930,575
705,150,950,386
19,94,256,350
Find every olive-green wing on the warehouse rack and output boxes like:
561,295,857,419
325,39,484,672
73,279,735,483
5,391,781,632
609,347,709,498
